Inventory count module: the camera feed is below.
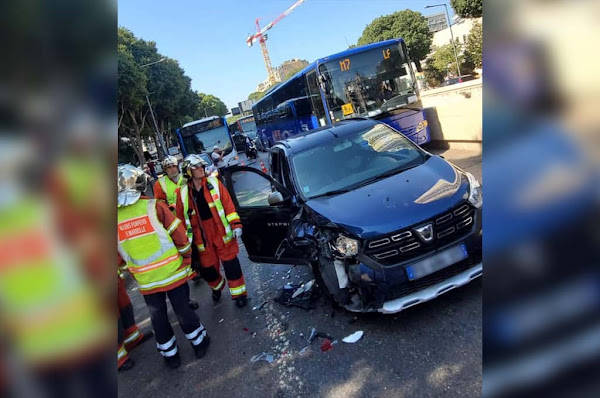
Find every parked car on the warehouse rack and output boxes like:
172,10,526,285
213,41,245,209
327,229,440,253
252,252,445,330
441,75,476,87
221,119,482,313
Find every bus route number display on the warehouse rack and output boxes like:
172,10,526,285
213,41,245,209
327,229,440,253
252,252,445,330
339,58,350,71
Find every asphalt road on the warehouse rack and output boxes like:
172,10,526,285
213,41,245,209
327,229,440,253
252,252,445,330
119,147,482,398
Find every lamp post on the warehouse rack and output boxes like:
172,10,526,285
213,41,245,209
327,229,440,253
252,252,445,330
140,58,168,156
426,4,462,79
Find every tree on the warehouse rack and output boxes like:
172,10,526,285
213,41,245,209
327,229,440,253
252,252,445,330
450,0,483,18
248,91,265,101
425,39,474,85
357,10,433,68
464,21,482,70
118,45,149,166
196,93,228,117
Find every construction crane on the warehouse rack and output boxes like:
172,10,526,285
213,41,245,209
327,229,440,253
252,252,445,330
246,0,305,87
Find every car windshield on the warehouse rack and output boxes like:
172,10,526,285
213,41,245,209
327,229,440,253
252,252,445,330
318,44,417,122
292,123,425,199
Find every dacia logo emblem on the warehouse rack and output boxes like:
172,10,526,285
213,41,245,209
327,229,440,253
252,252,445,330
415,223,434,242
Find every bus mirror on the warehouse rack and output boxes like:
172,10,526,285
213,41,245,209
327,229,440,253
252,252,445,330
268,191,284,206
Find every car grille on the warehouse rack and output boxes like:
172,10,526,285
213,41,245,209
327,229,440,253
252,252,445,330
364,202,476,266
386,253,482,301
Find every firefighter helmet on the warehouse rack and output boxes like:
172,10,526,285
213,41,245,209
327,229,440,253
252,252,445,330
161,155,178,170
181,154,208,178
117,164,150,206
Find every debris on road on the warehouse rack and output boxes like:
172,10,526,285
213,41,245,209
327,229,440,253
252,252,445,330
274,281,319,310
320,338,333,352
250,352,274,364
243,328,249,332
252,300,268,311
219,318,224,323
342,331,364,343
349,316,358,324
299,346,309,356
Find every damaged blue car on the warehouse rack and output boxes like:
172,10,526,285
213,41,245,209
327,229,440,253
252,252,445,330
221,119,482,313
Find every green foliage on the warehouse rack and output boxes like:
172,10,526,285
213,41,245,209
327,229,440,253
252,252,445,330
357,9,432,62
423,63,446,88
450,0,483,18
464,21,482,69
425,39,475,86
248,91,265,101
196,93,228,117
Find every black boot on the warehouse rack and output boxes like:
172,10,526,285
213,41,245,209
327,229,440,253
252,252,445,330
192,335,211,359
163,352,181,369
212,289,221,302
235,296,247,308
119,358,135,372
188,300,199,310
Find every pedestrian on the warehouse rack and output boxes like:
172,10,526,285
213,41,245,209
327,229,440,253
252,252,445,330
147,160,158,180
211,145,225,168
176,154,248,308
118,275,154,371
117,165,210,369
153,155,203,289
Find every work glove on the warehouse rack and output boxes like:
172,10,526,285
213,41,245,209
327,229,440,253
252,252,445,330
234,228,243,239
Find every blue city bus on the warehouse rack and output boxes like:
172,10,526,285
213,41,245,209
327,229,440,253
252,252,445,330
253,38,430,147
176,116,240,166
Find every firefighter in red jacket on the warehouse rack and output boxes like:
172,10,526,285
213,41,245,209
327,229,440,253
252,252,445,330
118,165,210,368
176,154,248,308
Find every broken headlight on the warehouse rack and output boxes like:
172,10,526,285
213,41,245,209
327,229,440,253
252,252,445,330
465,171,483,208
334,235,359,257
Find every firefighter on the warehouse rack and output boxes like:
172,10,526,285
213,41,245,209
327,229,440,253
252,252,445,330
118,275,153,371
176,154,248,308
117,165,210,369
153,155,185,214
153,156,203,298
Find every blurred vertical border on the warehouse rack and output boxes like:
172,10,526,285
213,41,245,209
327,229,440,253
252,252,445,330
0,0,116,397
483,0,600,397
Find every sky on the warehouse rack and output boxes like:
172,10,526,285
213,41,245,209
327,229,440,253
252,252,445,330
118,0,455,112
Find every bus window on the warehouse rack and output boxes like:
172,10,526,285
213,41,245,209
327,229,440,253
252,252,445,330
305,70,328,126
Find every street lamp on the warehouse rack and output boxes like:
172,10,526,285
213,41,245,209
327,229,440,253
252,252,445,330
426,4,462,79
140,58,168,155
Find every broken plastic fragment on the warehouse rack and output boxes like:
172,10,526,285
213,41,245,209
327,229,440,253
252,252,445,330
299,346,309,356
219,318,224,323
292,279,315,299
252,301,268,311
342,331,364,343
320,338,333,352
308,327,317,344
250,352,274,364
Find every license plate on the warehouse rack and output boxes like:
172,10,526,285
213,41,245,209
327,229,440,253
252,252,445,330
405,243,468,281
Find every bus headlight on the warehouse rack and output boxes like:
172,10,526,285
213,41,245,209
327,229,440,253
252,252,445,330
416,120,428,132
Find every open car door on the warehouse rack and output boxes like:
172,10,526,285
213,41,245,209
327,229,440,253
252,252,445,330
220,166,306,265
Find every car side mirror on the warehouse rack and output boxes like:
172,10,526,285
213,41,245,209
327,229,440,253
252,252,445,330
268,191,284,206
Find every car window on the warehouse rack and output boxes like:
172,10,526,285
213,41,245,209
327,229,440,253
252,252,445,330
230,170,272,207
291,123,424,199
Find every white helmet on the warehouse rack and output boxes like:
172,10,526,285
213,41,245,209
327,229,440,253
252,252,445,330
118,164,150,206
181,154,208,178
162,155,178,169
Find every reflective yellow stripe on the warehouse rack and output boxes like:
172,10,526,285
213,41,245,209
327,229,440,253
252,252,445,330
208,202,216,208
128,253,180,274
166,218,181,234
118,346,128,360
226,212,239,222
137,268,190,290
211,278,225,291
197,244,205,252
229,285,246,296
178,242,191,254
124,330,140,344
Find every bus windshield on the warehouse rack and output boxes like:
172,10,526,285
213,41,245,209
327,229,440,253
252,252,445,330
318,44,417,122
180,118,233,156
239,118,257,134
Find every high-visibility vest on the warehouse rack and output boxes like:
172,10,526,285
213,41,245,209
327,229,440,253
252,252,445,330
181,176,239,252
158,175,184,207
117,199,191,295
0,200,111,366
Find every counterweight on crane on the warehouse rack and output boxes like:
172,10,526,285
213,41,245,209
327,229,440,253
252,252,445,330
246,0,305,87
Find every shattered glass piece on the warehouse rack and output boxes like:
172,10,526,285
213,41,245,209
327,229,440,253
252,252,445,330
250,352,275,363
299,346,309,356
342,331,364,343
308,327,317,344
